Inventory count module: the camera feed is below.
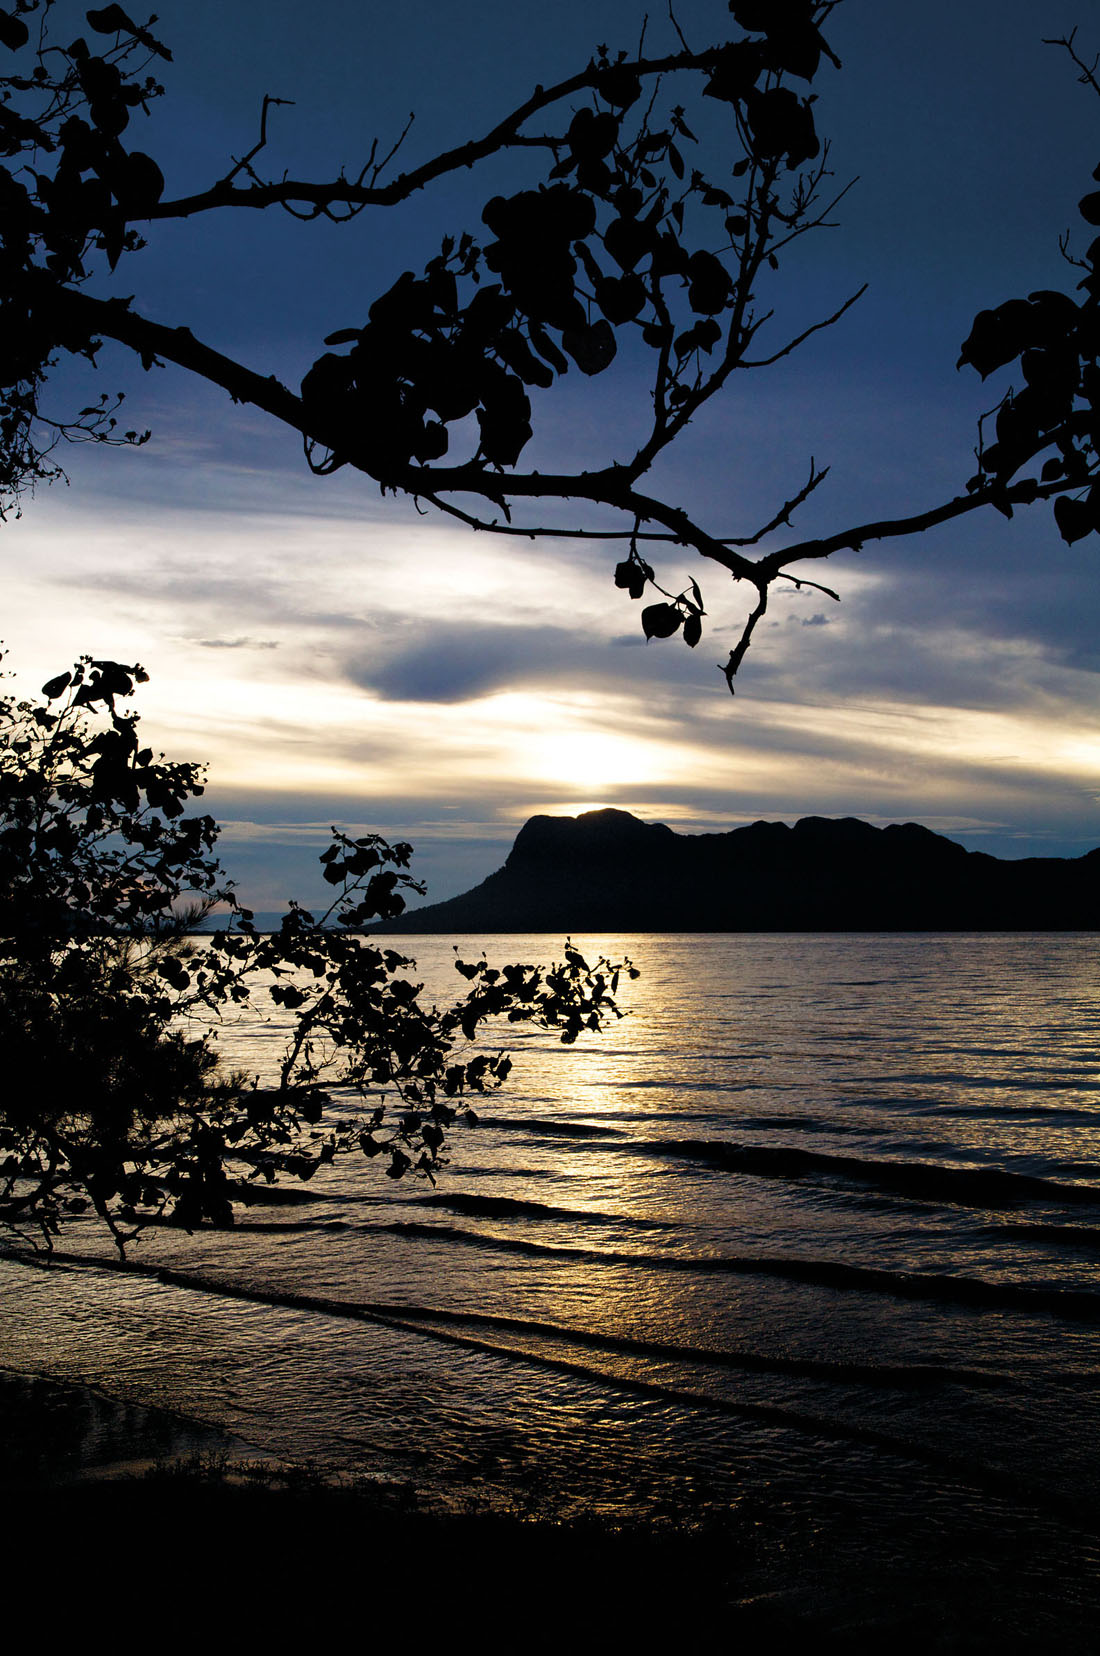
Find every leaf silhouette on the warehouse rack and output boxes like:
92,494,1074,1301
641,602,682,639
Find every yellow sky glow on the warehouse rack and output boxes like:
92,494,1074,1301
6,495,1099,883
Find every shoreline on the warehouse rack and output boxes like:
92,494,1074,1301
2,1368,771,1639
4,1366,1097,1647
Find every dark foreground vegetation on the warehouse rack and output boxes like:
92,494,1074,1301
0,1369,756,1639
9,1455,1095,1648
3,1368,1096,1650
0,657,632,1257
10,1472,756,1642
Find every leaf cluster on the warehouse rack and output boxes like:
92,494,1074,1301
0,656,634,1257
2,4,1097,695
0,1,858,670
300,7,834,519
956,171,1100,540
0,2,164,510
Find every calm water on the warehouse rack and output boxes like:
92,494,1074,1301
4,933,1100,1623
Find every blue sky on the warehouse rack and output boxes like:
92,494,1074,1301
7,0,1100,908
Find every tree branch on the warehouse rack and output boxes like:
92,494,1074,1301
723,459,832,547
738,283,867,369
756,470,1088,581
1044,29,1100,99
52,287,313,438
144,47,728,223
65,288,1072,604
720,583,769,695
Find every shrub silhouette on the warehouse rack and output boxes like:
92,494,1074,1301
0,654,634,1257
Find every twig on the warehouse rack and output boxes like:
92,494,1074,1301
371,110,416,183
219,94,295,189
739,284,867,369
720,583,769,695
1044,29,1100,99
667,2,691,54
147,44,727,221
776,572,840,601
724,460,831,548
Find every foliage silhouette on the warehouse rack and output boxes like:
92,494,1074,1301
1,2,1096,688
0,655,635,1257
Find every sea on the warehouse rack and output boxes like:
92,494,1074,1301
4,931,1100,1631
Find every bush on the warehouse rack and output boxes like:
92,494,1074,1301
0,654,634,1256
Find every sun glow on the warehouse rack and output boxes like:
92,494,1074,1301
522,728,668,790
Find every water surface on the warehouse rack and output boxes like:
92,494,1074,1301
4,933,1100,1622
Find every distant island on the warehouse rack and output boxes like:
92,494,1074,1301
370,809,1100,933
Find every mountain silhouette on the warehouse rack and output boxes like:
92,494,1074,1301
371,809,1100,932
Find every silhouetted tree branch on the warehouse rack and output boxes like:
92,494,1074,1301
2,1,1099,691
0,652,634,1258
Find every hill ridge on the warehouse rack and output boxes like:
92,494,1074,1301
370,809,1100,933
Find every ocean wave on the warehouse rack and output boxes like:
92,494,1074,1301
380,1221,1100,1322
414,1192,673,1230
906,1103,1100,1124
854,1073,1100,1092
371,1301,1006,1390
22,1246,1098,1526
647,1139,1100,1208
479,1116,625,1139
983,1222,1100,1249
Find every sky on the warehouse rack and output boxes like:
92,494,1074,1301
6,0,1100,910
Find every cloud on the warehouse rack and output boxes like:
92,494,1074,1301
192,636,280,650
8,377,1100,906
347,623,599,702
342,614,723,702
